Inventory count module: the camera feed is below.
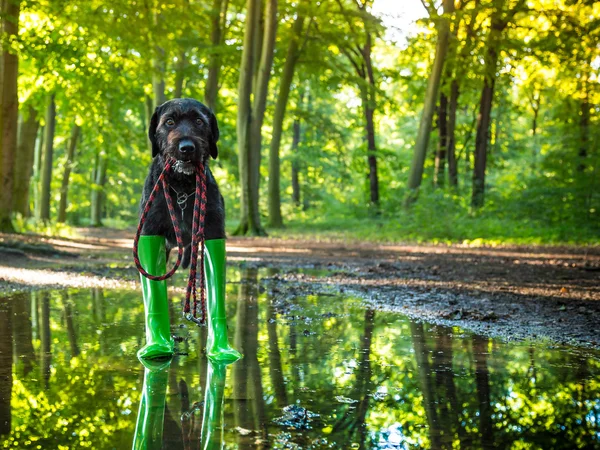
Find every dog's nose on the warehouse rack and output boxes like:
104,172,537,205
179,139,195,154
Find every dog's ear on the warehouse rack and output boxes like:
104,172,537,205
148,106,162,158
208,111,219,159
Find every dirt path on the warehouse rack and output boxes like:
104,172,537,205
1,229,599,347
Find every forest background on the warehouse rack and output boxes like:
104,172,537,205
0,0,598,244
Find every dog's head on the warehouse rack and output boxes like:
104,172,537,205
149,98,219,174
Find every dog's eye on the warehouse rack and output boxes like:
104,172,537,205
165,118,175,127
195,118,203,125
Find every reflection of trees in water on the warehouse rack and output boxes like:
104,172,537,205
410,322,442,449
233,267,268,448
473,336,493,450
266,285,288,409
0,294,13,436
40,292,51,389
12,293,35,376
61,293,80,358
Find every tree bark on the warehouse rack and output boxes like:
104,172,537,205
40,95,57,222
472,0,507,209
58,124,81,223
290,91,305,207
405,0,455,205
234,0,269,236
173,50,186,99
363,32,379,206
577,78,589,172
434,93,448,187
447,80,459,187
267,12,305,227
90,149,108,227
33,125,44,219
0,0,21,231
447,1,478,188
204,0,229,112
13,105,40,216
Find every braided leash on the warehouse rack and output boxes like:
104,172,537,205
132,157,207,325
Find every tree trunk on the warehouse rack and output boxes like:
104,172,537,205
363,32,379,206
234,0,269,236
290,92,304,207
434,93,448,187
40,95,57,222
13,105,40,216
447,80,459,187
58,124,81,223
447,1,478,189
204,0,228,112
405,0,455,205
0,0,21,231
90,150,108,227
151,9,166,109
267,12,305,227
33,125,44,219
471,1,506,209
578,79,589,172
173,50,186,99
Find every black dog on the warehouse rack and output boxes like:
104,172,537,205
140,98,225,267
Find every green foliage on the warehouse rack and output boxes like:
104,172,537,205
10,0,598,244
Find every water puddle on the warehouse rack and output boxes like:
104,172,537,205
0,267,599,449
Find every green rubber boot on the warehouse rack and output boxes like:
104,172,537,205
132,358,171,450
204,239,242,362
137,235,175,360
200,361,228,449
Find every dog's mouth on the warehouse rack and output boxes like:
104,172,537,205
172,159,196,175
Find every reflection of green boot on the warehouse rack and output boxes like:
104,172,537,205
201,361,228,449
137,235,174,360
132,358,171,450
205,239,242,362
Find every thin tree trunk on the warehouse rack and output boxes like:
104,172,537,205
40,95,57,222
249,0,277,231
90,150,108,227
0,0,21,231
434,93,448,187
173,50,186,99
405,0,455,205
578,78,589,172
267,12,305,227
472,0,506,208
447,80,459,187
234,0,265,236
13,105,40,216
205,0,227,112
33,124,45,218
363,32,379,206
290,90,305,207
447,1,478,188
58,124,81,223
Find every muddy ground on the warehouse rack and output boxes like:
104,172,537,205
1,228,599,348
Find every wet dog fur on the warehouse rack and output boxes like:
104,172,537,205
140,98,225,267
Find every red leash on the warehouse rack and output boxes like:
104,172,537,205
132,157,207,325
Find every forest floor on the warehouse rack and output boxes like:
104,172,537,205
1,228,599,348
